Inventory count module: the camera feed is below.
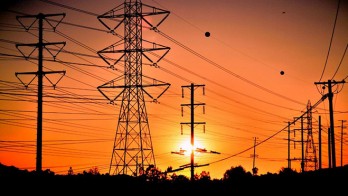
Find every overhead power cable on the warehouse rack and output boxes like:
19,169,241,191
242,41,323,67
205,94,327,166
38,0,100,17
157,30,304,105
331,43,347,80
319,0,341,82
34,0,305,113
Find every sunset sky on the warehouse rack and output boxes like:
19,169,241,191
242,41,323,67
0,0,347,179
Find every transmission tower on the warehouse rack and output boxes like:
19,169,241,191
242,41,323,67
181,83,206,181
304,100,318,171
15,13,66,172
288,96,327,172
290,100,319,172
97,0,170,176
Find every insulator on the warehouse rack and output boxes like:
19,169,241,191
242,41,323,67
203,124,205,133
181,107,183,117
181,125,183,135
182,88,184,98
203,105,205,114
203,86,205,95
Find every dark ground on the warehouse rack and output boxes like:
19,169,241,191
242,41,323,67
1,163,347,195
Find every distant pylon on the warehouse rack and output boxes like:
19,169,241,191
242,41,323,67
289,96,327,172
97,0,170,176
304,100,318,171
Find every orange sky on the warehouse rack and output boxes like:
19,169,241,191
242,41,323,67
0,0,347,179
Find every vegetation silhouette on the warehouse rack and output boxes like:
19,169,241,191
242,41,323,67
1,163,346,194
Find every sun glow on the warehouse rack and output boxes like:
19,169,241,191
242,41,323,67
179,140,204,156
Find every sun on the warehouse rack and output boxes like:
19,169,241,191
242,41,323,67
179,140,204,156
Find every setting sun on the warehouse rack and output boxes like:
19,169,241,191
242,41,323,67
178,140,204,156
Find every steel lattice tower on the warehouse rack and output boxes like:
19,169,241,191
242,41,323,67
97,0,170,176
304,100,318,171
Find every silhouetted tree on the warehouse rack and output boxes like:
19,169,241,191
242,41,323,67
140,164,167,182
223,165,251,182
42,168,55,176
252,167,258,176
278,167,297,176
197,170,210,181
166,166,173,172
87,166,100,175
171,173,190,183
68,166,73,175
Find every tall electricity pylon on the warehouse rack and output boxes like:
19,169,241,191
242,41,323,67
97,0,170,176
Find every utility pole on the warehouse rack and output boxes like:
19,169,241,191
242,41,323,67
288,122,291,169
290,116,305,172
339,120,346,167
97,0,171,176
315,79,346,168
15,13,66,173
181,83,205,181
318,115,322,169
251,137,258,175
301,115,304,172
328,127,331,168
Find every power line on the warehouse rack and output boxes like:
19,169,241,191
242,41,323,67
34,0,306,109
27,0,306,121
319,0,341,82
38,0,100,17
331,43,348,80
156,29,304,106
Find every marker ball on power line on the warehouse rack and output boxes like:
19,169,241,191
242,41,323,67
280,70,284,75
205,32,210,37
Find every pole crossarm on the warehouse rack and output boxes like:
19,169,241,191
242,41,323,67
97,75,170,104
97,39,170,69
314,79,345,85
16,42,66,60
17,13,65,31
43,70,66,89
141,3,170,29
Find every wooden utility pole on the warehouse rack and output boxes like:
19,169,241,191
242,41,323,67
339,120,346,167
318,116,322,169
315,79,346,168
251,137,258,175
288,122,291,169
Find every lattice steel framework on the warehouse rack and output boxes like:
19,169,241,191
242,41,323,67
304,100,318,171
97,0,170,176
